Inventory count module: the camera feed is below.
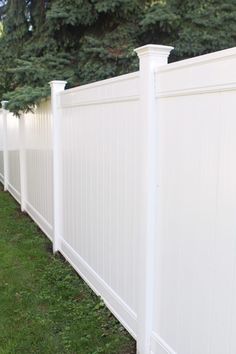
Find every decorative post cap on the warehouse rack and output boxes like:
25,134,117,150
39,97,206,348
1,100,9,109
49,80,67,87
134,44,174,67
49,81,67,95
134,44,174,57
49,81,67,98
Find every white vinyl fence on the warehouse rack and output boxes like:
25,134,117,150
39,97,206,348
0,108,4,183
1,44,236,354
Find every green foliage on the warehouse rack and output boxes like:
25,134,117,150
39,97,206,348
0,0,143,115
77,25,139,85
47,0,96,27
0,0,236,115
4,86,49,116
141,0,236,59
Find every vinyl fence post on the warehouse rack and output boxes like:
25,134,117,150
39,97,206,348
19,114,27,211
1,101,9,192
50,80,67,254
134,45,173,354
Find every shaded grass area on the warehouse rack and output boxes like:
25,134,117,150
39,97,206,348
0,185,136,354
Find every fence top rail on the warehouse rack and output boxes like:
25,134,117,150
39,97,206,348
60,71,139,96
158,46,236,73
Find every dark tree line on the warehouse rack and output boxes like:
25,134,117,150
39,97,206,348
0,0,236,115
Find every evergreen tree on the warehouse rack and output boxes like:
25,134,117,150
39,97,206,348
0,0,29,107
2,0,145,115
0,0,236,115
29,0,47,33
4,0,29,50
141,0,236,60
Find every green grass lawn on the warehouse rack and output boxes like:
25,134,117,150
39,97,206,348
0,185,135,354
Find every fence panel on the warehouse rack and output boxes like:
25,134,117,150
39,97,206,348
23,100,53,240
151,48,236,354
58,72,142,336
